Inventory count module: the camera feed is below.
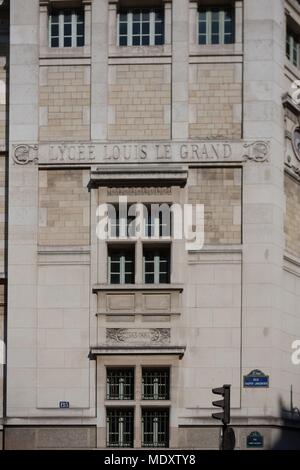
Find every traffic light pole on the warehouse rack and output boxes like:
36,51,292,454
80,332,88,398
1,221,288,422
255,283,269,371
212,384,235,450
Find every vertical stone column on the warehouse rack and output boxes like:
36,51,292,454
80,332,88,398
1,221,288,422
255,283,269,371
7,0,39,416
91,0,108,140
164,1,172,46
243,0,285,419
108,0,118,48
171,0,189,140
83,1,92,49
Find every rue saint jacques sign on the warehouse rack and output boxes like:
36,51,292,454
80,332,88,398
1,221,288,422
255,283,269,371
12,140,270,165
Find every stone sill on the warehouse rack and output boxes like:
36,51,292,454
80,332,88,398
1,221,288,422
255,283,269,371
89,345,186,359
93,284,183,293
109,44,171,58
189,43,242,57
39,46,91,59
104,400,171,406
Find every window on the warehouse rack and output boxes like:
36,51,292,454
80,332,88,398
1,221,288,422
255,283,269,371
107,369,134,400
108,246,135,284
108,206,136,239
287,29,300,67
142,408,169,447
118,9,164,46
143,246,170,284
142,368,170,400
198,8,234,45
107,408,134,447
145,205,171,238
49,9,84,48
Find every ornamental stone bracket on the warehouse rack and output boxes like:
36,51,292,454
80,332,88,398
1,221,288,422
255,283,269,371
11,140,271,166
12,144,39,165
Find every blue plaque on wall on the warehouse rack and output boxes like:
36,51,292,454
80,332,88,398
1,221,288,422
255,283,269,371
247,432,264,448
243,369,269,388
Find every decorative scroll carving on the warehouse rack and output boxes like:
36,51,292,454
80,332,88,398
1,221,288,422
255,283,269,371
12,144,38,165
106,328,170,345
243,141,269,163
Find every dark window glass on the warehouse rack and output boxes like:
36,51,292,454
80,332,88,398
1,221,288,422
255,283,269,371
51,37,59,47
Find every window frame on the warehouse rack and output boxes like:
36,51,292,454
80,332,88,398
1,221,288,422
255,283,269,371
49,9,85,48
106,368,135,400
108,245,135,285
143,246,171,284
142,368,170,400
106,408,134,448
287,28,300,68
118,8,164,46
198,7,234,45
141,408,169,448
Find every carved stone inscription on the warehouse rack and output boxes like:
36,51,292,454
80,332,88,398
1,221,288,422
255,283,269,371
106,328,170,345
12,140,270,165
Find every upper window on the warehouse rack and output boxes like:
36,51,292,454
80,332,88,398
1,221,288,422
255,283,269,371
118,9,164,46
107,368,135,400
198,8,234,45
108,246,135,284
287,29,300,68
49,9,84,48
143,246,170,284
142,368,170,400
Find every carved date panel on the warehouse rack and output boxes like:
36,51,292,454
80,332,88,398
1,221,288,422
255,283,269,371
106,328,170,345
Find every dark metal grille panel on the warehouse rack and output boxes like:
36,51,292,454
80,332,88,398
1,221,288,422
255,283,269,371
142,408,169,448
107,408,134,448
142,368,170,400
107,368,134,400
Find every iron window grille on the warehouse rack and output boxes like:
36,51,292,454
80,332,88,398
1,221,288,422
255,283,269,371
142,368,170,400
143,247,170,284
118,8,164,46
49,9,84,48
108,247,135,284
142,408,169,448
106,369,135,400
198,8,234,45
107,408,134,448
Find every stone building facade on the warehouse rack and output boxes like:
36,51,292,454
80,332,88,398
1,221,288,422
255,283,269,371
0,0,300,449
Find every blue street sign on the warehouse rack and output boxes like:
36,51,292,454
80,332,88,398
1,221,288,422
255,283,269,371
243,369,269,388
247,432,264,448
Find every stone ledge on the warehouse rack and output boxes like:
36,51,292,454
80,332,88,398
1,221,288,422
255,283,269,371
89,345,186,359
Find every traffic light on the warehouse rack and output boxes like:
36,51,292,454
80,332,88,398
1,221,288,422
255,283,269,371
212,384,231,425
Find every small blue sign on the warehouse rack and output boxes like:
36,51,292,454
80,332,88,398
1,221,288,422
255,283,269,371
59,401,70,408
247,432,264,448
243,369,269,388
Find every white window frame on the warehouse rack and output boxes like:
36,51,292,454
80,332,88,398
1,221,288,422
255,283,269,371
49,9,84,48
108,251,135,284
198,8,234,45
117,9,164,46
143,249,170,284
